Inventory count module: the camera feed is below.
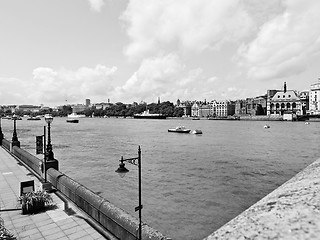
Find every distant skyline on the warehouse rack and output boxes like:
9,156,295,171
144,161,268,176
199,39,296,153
1,0,320,107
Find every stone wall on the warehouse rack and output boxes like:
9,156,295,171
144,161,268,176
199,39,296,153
204,158,320,239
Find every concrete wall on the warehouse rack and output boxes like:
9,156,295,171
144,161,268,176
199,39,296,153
2,139,168,240
2,138,11,151
47,168,168,240
204,158,320,239
240,115,283,121
12,146,42,176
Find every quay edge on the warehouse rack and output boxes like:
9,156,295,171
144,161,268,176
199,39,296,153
204,157,320,240
0,138,170,240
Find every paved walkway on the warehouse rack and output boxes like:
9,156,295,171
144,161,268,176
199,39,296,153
0,146,107,240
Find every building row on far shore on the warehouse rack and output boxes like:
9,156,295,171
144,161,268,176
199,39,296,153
1,79,320,120
177,79,320,119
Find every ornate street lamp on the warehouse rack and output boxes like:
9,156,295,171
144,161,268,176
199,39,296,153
0,116,3,145
44,114,54,161
11,114,20,147
115,146,143,240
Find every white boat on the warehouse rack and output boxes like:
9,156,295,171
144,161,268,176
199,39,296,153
192,129,203,134
264,125,270,129
27,116,41,120
168,126,191,133
68,113,86,118
134,109,166,119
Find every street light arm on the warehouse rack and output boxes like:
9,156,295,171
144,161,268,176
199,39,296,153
121,157,139,166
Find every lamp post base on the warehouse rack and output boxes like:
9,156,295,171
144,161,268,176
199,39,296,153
11,140,20,149
45,159,59,172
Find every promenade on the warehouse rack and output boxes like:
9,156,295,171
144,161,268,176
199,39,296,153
0,146,108,240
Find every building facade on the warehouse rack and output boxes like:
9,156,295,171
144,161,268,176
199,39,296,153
308,78,320,115
212,100,235,117
267,82,303,116
176,100,192,117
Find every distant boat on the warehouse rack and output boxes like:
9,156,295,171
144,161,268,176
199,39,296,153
305,122,310,125
27,116,41,120
308,118,320,122
264,125,270,129
68,113,86,118
192,117,200,120
134,109,166,119
168,126,191,133
66,119,79,123
192,129,203,134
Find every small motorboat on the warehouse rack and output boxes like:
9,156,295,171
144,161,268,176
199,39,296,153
305,122,310,125
192,129,202,134
264,125,270,129
168,126,191,133
66,119,79,123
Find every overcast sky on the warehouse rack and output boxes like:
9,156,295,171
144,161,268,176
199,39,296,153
1,0,319,107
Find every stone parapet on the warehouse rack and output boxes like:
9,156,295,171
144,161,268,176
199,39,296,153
204,158,320,240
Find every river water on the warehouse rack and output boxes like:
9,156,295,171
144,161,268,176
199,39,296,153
1,117,320,239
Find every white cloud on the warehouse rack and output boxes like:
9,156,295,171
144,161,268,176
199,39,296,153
121,0,255,60
238,0,320,81
0,65,117,106
88,0,105,12
0,77,35,105
112,54,221,102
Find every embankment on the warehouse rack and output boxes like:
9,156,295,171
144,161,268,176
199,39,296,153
1,138,169,240
204,157,320,239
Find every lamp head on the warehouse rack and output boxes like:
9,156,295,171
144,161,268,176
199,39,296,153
45,114,53,124
115,161,129,178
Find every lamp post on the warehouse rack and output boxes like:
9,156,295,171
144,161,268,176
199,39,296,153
115,146,142,240
44,114,54,161
0,116,3,145
11,114,20,147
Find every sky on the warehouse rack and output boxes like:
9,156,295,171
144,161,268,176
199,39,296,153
0,0,320,107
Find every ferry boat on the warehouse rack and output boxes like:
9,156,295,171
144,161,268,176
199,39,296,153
134,109,166,119
27,116,41,120
168,126,191,133
67,113,86,118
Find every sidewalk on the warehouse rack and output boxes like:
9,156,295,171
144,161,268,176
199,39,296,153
0,146,107,240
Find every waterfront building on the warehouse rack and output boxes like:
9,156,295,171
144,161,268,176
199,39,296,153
94,102,113,110
71,104,87,113
246,96,267,116
235,99,246,116
267,82,303,116
308,78,320,115
299,90,309,115
214,100,235,117
191,101,200,117
15,105,42,113
176,100,192,117
199,102,211,117
85,99,91,107
191,101,213,118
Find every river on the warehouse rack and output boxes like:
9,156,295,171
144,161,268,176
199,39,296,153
1,117,320,240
